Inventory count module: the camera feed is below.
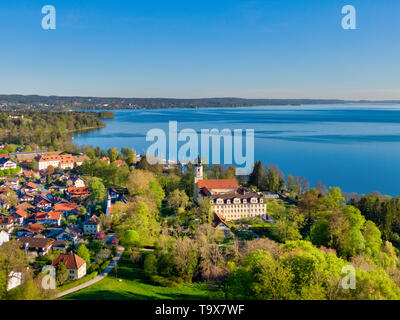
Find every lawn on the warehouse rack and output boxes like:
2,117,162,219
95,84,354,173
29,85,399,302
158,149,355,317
61,253,220,300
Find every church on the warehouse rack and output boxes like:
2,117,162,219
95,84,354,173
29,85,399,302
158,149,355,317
193,156,267,222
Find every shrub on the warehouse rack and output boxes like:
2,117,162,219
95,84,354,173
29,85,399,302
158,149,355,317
143,254,158,278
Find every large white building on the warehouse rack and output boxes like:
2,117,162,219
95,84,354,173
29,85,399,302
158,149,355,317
194,157,268,222
37,154,75,170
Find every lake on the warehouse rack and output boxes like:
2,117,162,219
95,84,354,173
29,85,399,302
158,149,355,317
73,104,400,196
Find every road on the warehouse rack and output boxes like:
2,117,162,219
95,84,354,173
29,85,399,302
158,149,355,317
55,245,125,298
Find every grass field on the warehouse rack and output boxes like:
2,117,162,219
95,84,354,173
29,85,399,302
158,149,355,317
62,253,220,300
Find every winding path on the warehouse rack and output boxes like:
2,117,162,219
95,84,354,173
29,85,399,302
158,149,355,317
56,245,125,298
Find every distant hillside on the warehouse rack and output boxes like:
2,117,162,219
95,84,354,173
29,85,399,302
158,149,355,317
0,94,398,111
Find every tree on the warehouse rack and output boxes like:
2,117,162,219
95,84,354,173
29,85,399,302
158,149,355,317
172,237,198,281
363,220,382,258
56,262,68,284
286,174,296,193
127,170,165,208
76,244,91,265
2,189,18,208
228,250,296,300
107,147,119,163
325,187,345,209
167,189,189,212
265,167,280,192
248,161,265,189
89,177,106,203
121,147,136,166
143,254,158,278
123,230,141,248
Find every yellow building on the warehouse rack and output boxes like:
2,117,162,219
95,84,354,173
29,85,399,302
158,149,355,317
194,157,267,221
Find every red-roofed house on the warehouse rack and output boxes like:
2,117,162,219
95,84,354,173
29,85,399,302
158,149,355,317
20,182,39,194
67,187,90,200
17,223,44,237
35,211,62,226
13,209,28,224
52,253,87,280
54,202,78,216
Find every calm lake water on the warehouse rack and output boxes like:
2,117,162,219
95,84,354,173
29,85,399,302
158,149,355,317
73,104,400,196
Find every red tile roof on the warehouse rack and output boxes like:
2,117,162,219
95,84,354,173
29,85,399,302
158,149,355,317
54,203,78,212
24,223,44,233
197,179,238,190
67,186,89,194
36,211,62,221
15,209,28,218
52,253,86,270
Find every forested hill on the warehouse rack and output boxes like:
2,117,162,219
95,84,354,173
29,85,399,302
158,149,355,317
1,94,396,111
0,111,105,150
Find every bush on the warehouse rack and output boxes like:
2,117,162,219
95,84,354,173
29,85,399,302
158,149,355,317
143,254,158,278
88,263,100,274
100,260,111,272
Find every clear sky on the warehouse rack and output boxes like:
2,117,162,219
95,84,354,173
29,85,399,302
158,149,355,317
0,0,399,99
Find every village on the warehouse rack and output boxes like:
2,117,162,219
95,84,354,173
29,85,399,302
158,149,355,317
0,144,283,296
0,147,133,291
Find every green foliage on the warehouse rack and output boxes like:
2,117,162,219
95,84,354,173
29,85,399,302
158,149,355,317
76,244,91,266
107,147,119,163
56,262,68,285
89,177,106,203
0,111,105,150
144,254,158,278
122,230,141,248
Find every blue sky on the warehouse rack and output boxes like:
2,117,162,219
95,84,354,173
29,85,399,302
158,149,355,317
0,0,399,99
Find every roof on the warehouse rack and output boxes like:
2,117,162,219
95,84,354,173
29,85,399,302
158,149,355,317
54,203,77,212
19,236,54,250
67,186,89,194
52,253,86,270
16,202,35,211
36,211,62,221
0,157,16,165
114,159,127,166
214,212,230,229
211,191,262,201
23,182,38,189
0,216,15,225
84,215,99,225
23,223,44,233
23,171,39,176
38,154,75,164
15,209,28,218
52,240,67,247
197,179,238,190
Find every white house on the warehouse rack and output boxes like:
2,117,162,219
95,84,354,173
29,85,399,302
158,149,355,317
0,158,17,171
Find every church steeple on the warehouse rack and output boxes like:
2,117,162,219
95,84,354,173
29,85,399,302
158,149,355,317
194,155,203,201
194,155,203,181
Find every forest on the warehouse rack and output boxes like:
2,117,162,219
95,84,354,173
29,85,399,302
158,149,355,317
0,111,105,150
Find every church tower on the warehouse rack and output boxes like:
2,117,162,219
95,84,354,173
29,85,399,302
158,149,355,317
194,155,203,201
106,193,112,216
